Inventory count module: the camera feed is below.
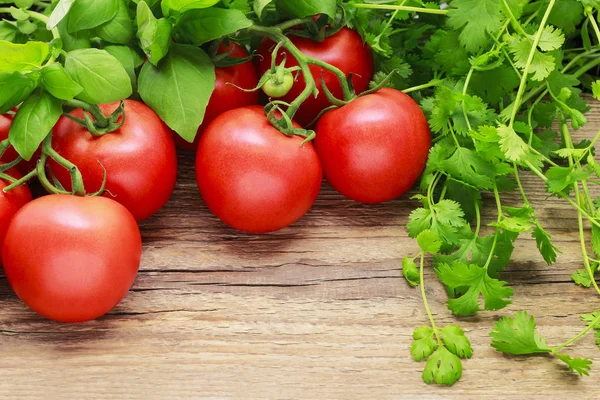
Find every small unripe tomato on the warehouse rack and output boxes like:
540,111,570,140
262,71,294,98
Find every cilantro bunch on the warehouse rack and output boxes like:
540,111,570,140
349,0,600,385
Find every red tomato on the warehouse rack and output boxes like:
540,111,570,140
314,88,431,204
175,42,259,150
196,106,322,233
2,195,142,323
256,28,374,126
0,114,19,164
0,165,32,248
50,100,178,221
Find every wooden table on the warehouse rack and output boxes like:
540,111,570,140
1,104,600,400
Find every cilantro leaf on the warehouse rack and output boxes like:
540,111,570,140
407,199,468,245
548,0,584,34
532,223,561,264
440,325,473,359
470,65,520,106
447,0,503,53
535,25,565,52
508,35,556,81
441,147,496,190
417,229,442,254
592,80,600,101
545,165,591,195
555,353,592,376
402,256,420,287
490,311,550,354
497,124,530,162
572,269,592,287
422,347,463,386
411,325,437,361
436,262,514,315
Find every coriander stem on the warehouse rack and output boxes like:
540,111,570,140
502,0,528,36
589,14,600,44
419,251,443,346
474,200,481,237
402,79,444,94
351,4,449,15
462,67,475,132
483,185,502,270
553,312,600,351
508,0,557,127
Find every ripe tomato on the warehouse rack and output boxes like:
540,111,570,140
314,88,431,204
50,100,178,222
175,42,259,150
256,28,374,126
0,166,32,248
2,194,142,323
0,114,18,163
196,106,322,233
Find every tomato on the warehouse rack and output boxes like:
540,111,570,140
0,114,18,164
256,28,374,126
314,88,431,204
2,194,142,323
50,100,177,222
262,70,295,98
196,106,322,233
0,166,32,248
175,42,259,150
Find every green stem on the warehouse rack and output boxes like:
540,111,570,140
589,14,600,44
462,67,475,132
483,185,503,270
64,99,109,130
419,252,443,346
509,0,557,127
276,17,315,32
502,0,528,36
41,135,86,196
352,3,448,15
553,312,600,351
474,200,482,237
247,24,353,118
402,79,444,94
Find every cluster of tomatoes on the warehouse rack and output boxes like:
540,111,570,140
0,27,431,323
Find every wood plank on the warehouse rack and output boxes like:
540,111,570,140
1,99,600,399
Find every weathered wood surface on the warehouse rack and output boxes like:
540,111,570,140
1,102,600,400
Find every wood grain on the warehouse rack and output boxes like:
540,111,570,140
1,100,600,400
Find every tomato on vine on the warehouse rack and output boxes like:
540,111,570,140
50,100,178,222
0,166,32,248
262,70,295,98
2,194,142,323
256,27,374,126
196,106,322,233
315,88,431,204
175,42,260,150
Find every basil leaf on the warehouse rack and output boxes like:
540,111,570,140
0,21,27,43
67,0,119,33
0,40,49,72
104,45,138,91
175,8,253,45
41,63,83,100
161,0,220,16
136,1,172,65
275,0,336,19
254,0,273,19
0,71,37,114
138,44,215,142
64,48,132,104
57,19,91,51
47,0,75,30
96,0,134,44
9,90,62,161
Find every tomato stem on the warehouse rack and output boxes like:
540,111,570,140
64,100,126,136
40,135,87,196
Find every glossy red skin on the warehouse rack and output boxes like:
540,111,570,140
175,42,259,150
50,100,178,221
0,165,32,247
2,195,142,323
0,114,18,163
256,28,374,126
196,106,322,233
315,88,431,204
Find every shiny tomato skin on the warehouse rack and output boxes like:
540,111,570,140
50,100,178,222
175,42,259,150
196,106,322,233
315,88,431,204
256,28,374,126
2,195,142,323
0,165,32,248
0,114,19,164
